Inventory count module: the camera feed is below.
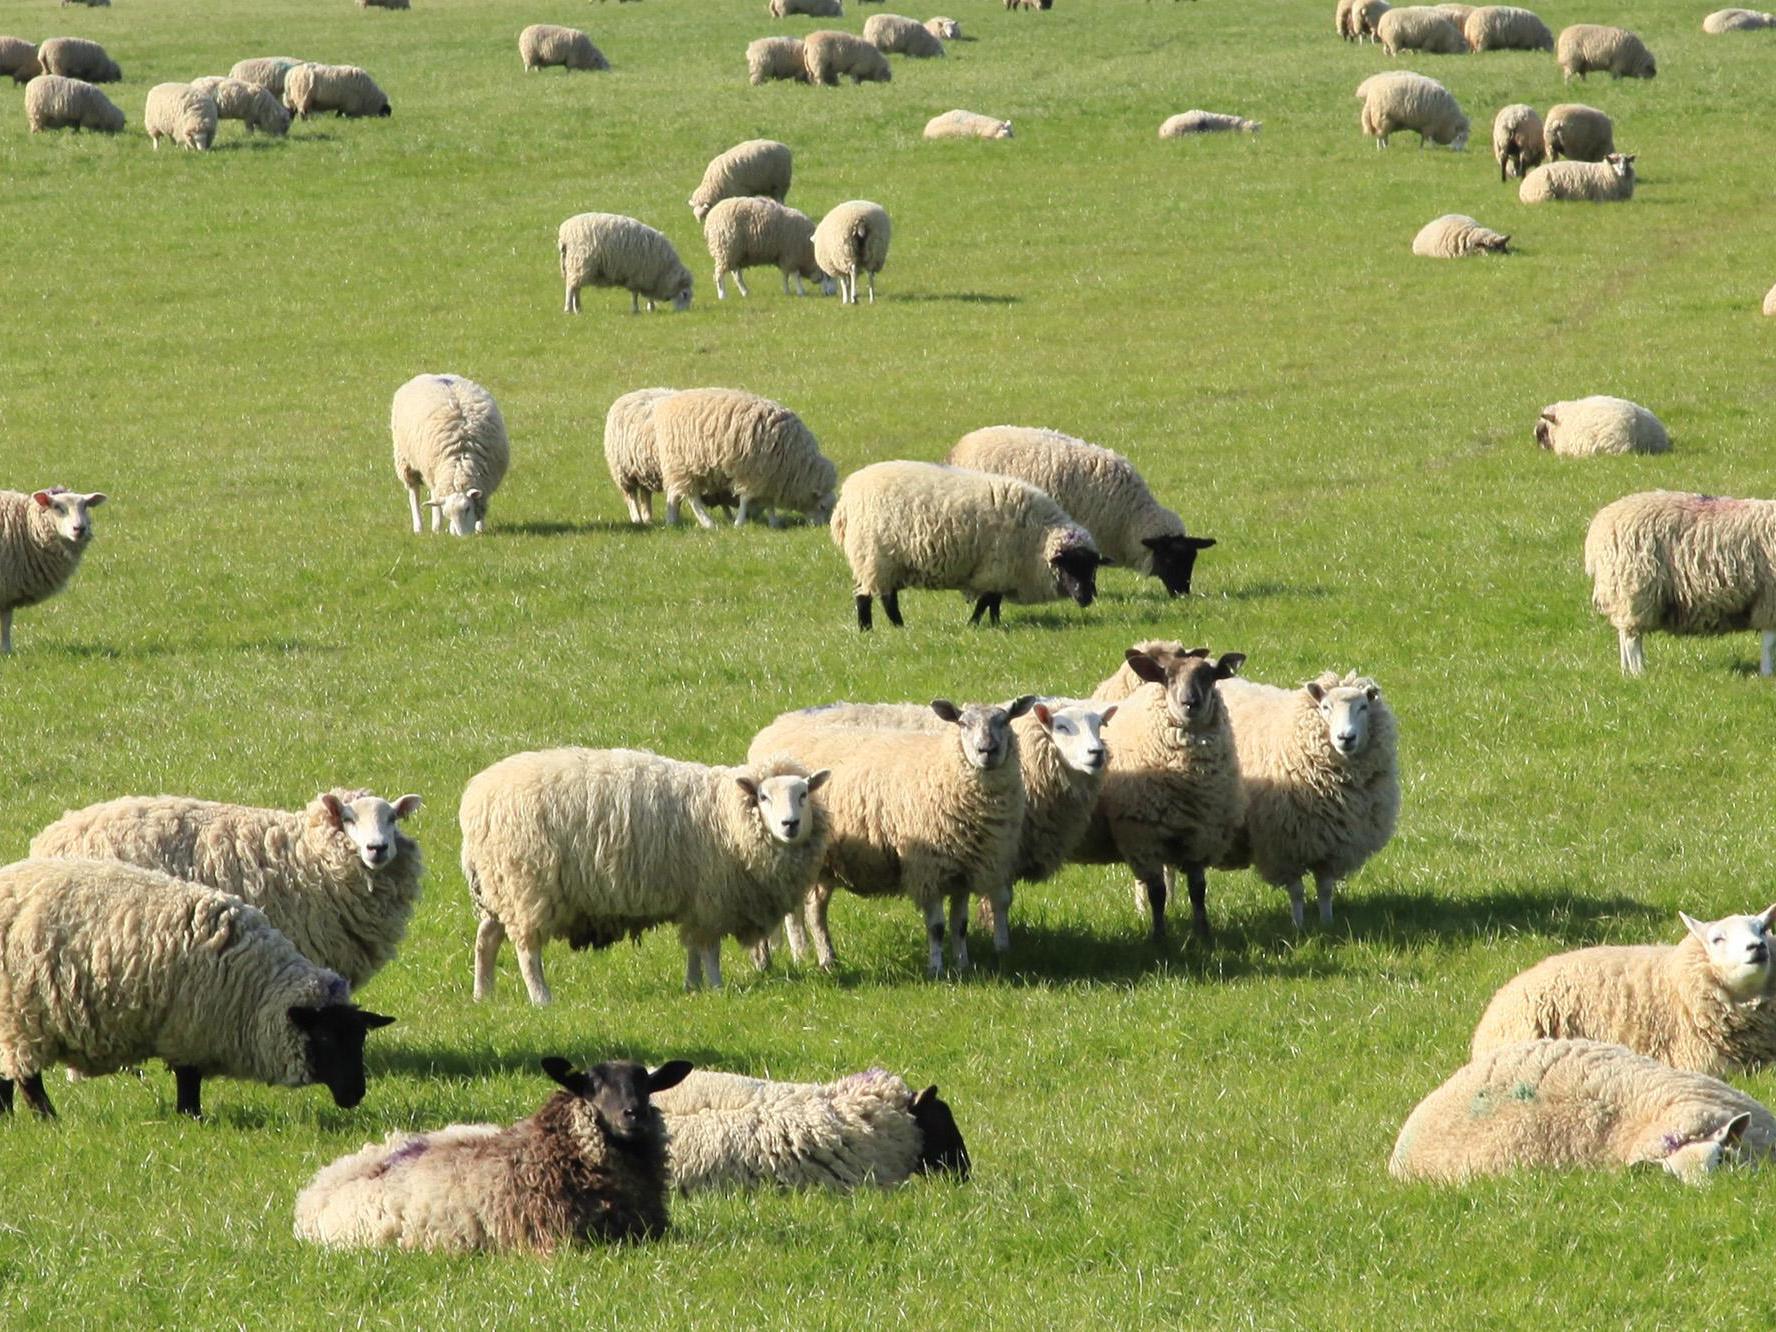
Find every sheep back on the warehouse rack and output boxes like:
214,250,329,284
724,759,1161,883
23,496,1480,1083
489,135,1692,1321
652,388,835,519
0,37,40,85
1159,110,1261,136
803,29,892,83
144,83,219,152
519,25,609,72
812,200,891,281
559,212,694,308
24,73,123,132
1359,71,1468,147
771,0,844,13
863,13,945,56
1705,8,1776,30
688,139,792,221
1557,23,1656,79
1376,7,1468,54
1462,5,1552,50
391,374,511,509
228,57,304,96
284,63,390,118
1411,213,1509,258
191,77,292,135
1583,491,1776,640
1542,103,1612,161
1519,156,1634,203
925,109,1013,139
703,197,822,284
604,387,679,512
36,36,118,83
1490,103,1544,177
1536,396,1667,456
747,36,809,84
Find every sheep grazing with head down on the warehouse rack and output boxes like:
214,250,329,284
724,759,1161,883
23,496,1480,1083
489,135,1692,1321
1520,153,1635,203
1350,0,1392,40
283,64,391,119
1377,7,1468,55
518,25,609,72
228,57,305,97
388,373,511,536
559,212,694,314
144,83,219,152
747,35,809,83
0,37,40,85
1535,396,1667,457
23,74,123,133
688,139,792,222
1463,5,1553,51
1556,23,1655,80
36,37,119,82
1357,70,1468,149
771,0,843,13
813,200,891,305
293,1057,693,1251
604,387,680,523
190,77,292,136
1412,214,1510,258
802,30,892,84
1491,103,1544,179
703,198,829,299
0,487,105,653
864,13,945,56
651,387,837,528
1542,103,1612,161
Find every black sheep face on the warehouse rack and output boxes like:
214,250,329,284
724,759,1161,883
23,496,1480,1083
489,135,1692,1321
1050,546,1106,607
290,1004,396,1108
1144,534,1217,598
542,1058,693,1146
1125,647,1245,729
909,1084,971,1179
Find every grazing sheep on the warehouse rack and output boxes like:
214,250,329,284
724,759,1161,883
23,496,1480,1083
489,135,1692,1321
36,36,118,83
1412,213,1510,257
283,63,391,119
864,13,946,56
1542,102,1612,161
23,73,123,133
803,29,892,84
1463,4,1552,50
813,200,891,305
771,0,843,13
190,77,292,136
925,109,1013,139
1535,396,1668,457
1377,7,1468,54
651,387,837,528
947,425,1216,598
1351,0,1392,40
461,750,830,1002
1765,283,1776,316
1491,103,1544,179
1434,2,1475,24
389,373,511,536
294,1058,693,1250
0,37,40,85
749,698,1031,974
688,139,792,222
1584,490,1776,676
1557,24,1655,79
559,212,693,315
747,35,809,83
1471,908,1776,1075
0,487,105,653
1705,8,1776,30
703,197,828,301
1519,152,1635,203
604,388,679,523
0,858,394,1120
518,25,609,72
228,56,304,96
1336,0,1362,36
144,83,219,152
1357,70,1469,149
927,17,964,38
832,460,1105,629
1390,1040,1776,1184
657,1067,969,1192
1159,110,1261,136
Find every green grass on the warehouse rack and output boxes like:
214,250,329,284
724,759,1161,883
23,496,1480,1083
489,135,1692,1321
4,0,1776,1324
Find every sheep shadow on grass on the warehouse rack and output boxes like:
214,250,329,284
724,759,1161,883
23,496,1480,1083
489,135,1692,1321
890,292,1020,305
1346,884,1664,949
374,1041,735,1083
497,519,638,538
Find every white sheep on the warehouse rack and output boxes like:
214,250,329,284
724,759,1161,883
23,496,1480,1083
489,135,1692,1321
1491,103,1543,179
0,37,40,85
651,387,837,528
925,109,1013,139
1411,213,1510,257
0,487,105,653
1336,0,1361,38
1391,1040,1776,1184
31,789,425,992
1462,4,1552,51
144,83,219,152
1159,110,1261,136
23,74,124,133
1556,23,1656,80
1705,8,1776,31
771,0,843,13
1765,283,1776,317
0,858,394,1120
1470,907,1776,1075
1377,7,1468,54
604,386,680,523
1519,152,1635,203
864,13,945,56
747,35,809,83
1089,638,1196,704
813,200,891,304
1534,395,1668,457
927,17,964,38
1351,0,1392,39
803,29,893,84
656,1068,969,1192
1357,70,1469,149
389,373,511,535
461,749,831,1002
518,24,609,72
283,64,391,119
294,1057,692,1250
228,57,305,96
703,197,829,301
1584,490,1776,676
688,139,792,222
1434,3,1475,25
947,425,1216,597
190,76,292,136
36,37,119,82
559,212,694,314
1542,102,1612,160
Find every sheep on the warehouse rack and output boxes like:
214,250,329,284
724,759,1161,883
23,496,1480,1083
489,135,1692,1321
925,109,1014,139
802,29,893,84
189,77,292,136
1411,213,1510,257
655,1067,969,1192
1557,24,1655,80
748,698,1031,975
144,83,219,153
1519,152,1635,203
947,425,1216,598
389,373,511,536
62,0,111,6
1766,283,1776,317
518,25,609,73
1357,70,1469,149
927,17,964,38
1491,103,1544,179
1462,4,1552,51
604,387,680,523
31,789,424,992
1705,8,1776,31
0,858,395,1120
1391,1039,1776,1184
1006,0,1053,8
283,63,391,119
1470,908,1776,1075
1351,0,1392,40
559,212,694,315
1583,490,1776,677
1434,3,1475,25
864,13,946,56
0,487,105,653
228,57,305,96
771,0,843,13
0,37,40,85
461,750,830,1003
36,36,118,83
1534,396,1668,457
1213,670,1401,930
1542,102,1612,161
23,73,123,134
747,35,809,83
293,1057,693,1250
813,200,891,305
702,198,825,302
1159,110,1262,137
1089,639,1192,703
1377,7,1468,55
1336,0,1361,37
688,138,792,222
831,460,1106,630
651,388,836,528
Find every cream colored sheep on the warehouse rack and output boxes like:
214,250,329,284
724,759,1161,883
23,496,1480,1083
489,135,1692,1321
688,139,792,222
864,13,945,56
1089,639,1196,703
1519,152,1635,202
803,29,892,84
1542,102,1612,161
1159,110,1261,136
144,83,219,152
1491,103,1543,179
1557,23,1656,79
604,387,680,523
559,212,693,314
813,200,891,304
771,0,843,13
747,35,809,83
1357,70,1469,148
925,109,1013,139
1765,283,1776,316
23,74,123,133
1705,8,1776,30
926,17,963,38
1434,3,1475,25
1336,0,1361,38
519,24,609,72
389,373,511,535
0,488,105,653
1463,5,1552,50
0,37,40,85
703,197,828,300
228,57,305,96
284,63,390,118
1351,0,1392,40
1377,7,1468,54
1411,213,1510,257
190,76,292,136
652,388,836,528
37,36,118,82
1534,396,1668,457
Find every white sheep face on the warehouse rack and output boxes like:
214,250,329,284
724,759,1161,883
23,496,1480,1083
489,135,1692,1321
1310,683,1379,758
1036,702,1113,774
428,489,484,536
745,770,829,844
32,489,106,545
1656,1113,1752,1184
1681,907,1776,999
326,792,422,869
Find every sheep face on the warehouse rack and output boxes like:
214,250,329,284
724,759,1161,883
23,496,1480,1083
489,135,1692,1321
428,489,486,536
542,1057,693,1146
321,792,423,868
738,769,831,844
1144,534,1217,597
909,1084,971,1178
668,275,694,312
930,695,1036,770
1653,1113,1751,1184
1305,681,1380,758
1033,701,1113,774
31,489,106,546
1535,411,1557,449
1126,648,1244,729
1050,544,1106,607
1606,152,1636,182
289,1004,396,1108
1679,907,1776,999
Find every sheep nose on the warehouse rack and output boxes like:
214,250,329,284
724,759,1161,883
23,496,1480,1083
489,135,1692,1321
782,818,800,837
1336,730,1357,749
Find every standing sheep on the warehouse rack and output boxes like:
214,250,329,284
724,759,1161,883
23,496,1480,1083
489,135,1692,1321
1705,8,1776,31
0,37,40,85
0,859,395,1120
461,749,831,1002
389,373,511,535
1556,24,1656,80
1357,71,1469,149
228,57,305,97
747,35,809,83
190,76,292,136
0,487,105,653
1336,0,1361,38
31,789,425,992
559,212,694,314
604,386,679,524
1491,103,1544,179
652,388,837,528
36,37,119,83
293,1057,693,1250
1542,102,1612,161
1159,110,1261,136
831,461,1106,629
1377,8,1468,54
813,200,891,304
1462,5,1552,50
519,25,609,72
1434,3,1475,24
864,13,946,56
771,0,843,13
283,64,391,119
688,139,792,222
1534,396,1668,457
802,30,893,84
705,198,829,299
925,109,1013,139
1519,152,1635,203
144,83,219,152
1411,213,1510,257
23,74,123,133
1089,638,1195,703
1351,0,1393,40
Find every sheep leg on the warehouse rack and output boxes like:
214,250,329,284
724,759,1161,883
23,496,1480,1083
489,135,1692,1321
1,609,11,655
1761,631,1775,678
882,590,904,627
924,902,947,978
1315,871,1337,925
866,271,876,304
173,1066,204,1119
430,504,443,534
751,935,772,970
714,268,728,300
637,491,653,524
686,497,718,530
515,939,553,1006
735,496,753,527
1285,877,1307,930
1184,865,1211,942
405,485,424,534
703,944,723,989
665,497,682,526
684,948,704,991
970,594,1004,626
984,885,1012,955
565,282,579,314
0,1077,10,1114
1618,629,1644,677
631,291,641,315
733,271,749,298
783,904,809,963
1137,869,1168,941
18,1074,53,1119
473,916,505,1001
948,894,973,972
856,594,874,631
807,882,838,971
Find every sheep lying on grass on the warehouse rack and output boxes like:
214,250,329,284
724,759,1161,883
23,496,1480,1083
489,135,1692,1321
926,109,1013,139
1411,213,1509,257
1159,110,1261,136
1704,8,1776,30
0,487,105,654
1534,396,1667,456
1519,153,1635,203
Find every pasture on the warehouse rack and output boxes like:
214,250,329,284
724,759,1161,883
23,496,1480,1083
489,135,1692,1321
3,0,1774,1323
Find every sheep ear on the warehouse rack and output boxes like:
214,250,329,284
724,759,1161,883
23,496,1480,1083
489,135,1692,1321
1185,647,1212,659
805,768,831,792
1761,904,1776,929
930,699,962,724
83,493,107,508
422,499,442,510
1005,694,1036,719
1214,652,1246,679
1189,536,1217,550
1718,1112,1752,1149
356,1010,396,1031
1305,682,1326,703
913,1084,940,1107
735,776,759,802
467,489,483,503
1099,704,1118,725
1125,651,1166,685
30,490,53,508
541,1056,588,1094
393,794,422,819
1679,911,1709,942
1032,702,1053,729
649,1060,693,1093
319,793,346,828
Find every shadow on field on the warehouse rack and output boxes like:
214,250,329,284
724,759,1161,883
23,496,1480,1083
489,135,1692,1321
499,520,640,537
376,1041,736,1082
1214,581,1332,602
1351,887,1664,947
986,920,1355,988
892,292,1020,305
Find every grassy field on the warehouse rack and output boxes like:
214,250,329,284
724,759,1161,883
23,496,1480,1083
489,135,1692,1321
4,0,1776,1324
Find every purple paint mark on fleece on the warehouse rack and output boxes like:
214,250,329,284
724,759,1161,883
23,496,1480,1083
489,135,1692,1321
370,1137,430,1177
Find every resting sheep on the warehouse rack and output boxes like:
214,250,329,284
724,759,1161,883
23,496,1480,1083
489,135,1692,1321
803,30,892,84
1542,102,1612,161
389,373,511,535
559,213,692,315
0,37,40,85
190,76,292,136
144,83,218,152
519,25,609,72
0,487,105,653
1462,5,1552,51
747,36,809,83
1705,8,1776,31
926,110,1014,139
1519,152,1635,203
283,64,391,119
864,13,945,56
688,139,792,223
927,17,964,38
1357,70,1468,149
1491,103,1544,179
1377,7,1468,54
813,200,891,305
1159,110,1261,136
1411,213,1510,257
36,36,118,83
228,57,304,96
23,74,123,133
651,387,835,528
1535,396,1668,457
1556,24,1655,80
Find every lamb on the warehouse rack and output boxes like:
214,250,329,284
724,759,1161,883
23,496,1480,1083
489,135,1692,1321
1377,7,1468,54
925,110,1014,139
389,373,511,535
655,1067,969,1192
1470,908,1776,1075
23,74,123,133
770,0,843,13
31,789,424,992
1704,8,1776,30
1491,103,1544,179
1462,4,1552,51
947,425,1216,597
228,57,305,96
702,198,824,301
518,25,609,73
1556,23,1656,80
144,83,219,152
1411,213,1510,257
1519,152,1635,203
688,138,792,223
189,76,292,136
604,387,680,523
812,200,891,304
293,1057,692,1250
1159,110,1261,136
559,212,693,314
36,36,118,83
831,460,1106,629
0,37,40,85
803,29,893,84
748,698,1031,974
1357,70,1469,149
283,63,391,119
0,487,105,653
864,13,946,56
927,17,964,38
1534,395,1668,457
1542,102,1612,161
651,387,837,527
1584,490,1776,676
1351,0,1392,40
461,749,831,1003
0,858,395,1120
1389,1039,1776,1184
